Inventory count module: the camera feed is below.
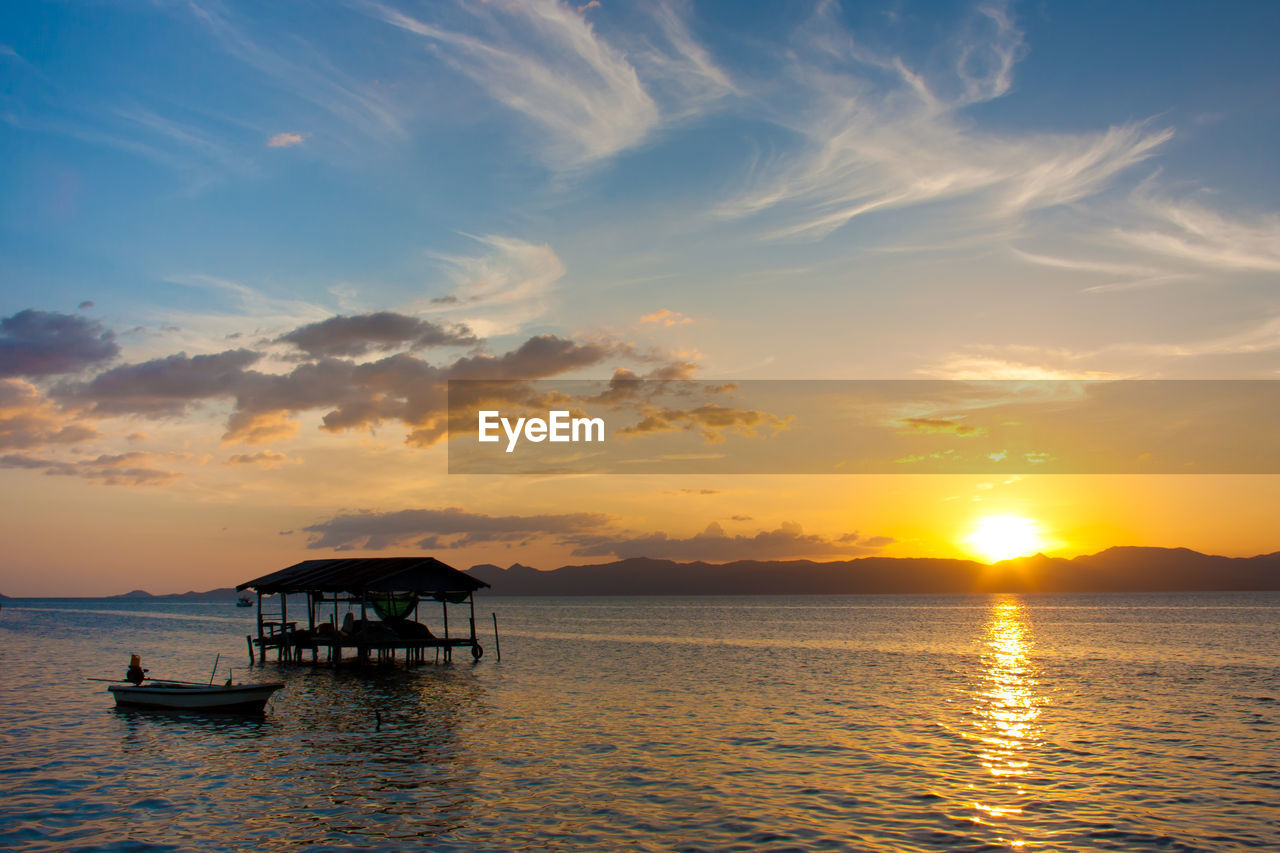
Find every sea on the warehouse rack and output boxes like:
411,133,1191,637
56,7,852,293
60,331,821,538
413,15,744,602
1,593,1277,852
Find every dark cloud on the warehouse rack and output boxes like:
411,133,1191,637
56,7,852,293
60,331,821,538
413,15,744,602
57,349,262,416
227,451,292,468
0,310,119,377
52,324,666,448
78,301,96,310
0,379,100,450
899,416,980,435
618,403,790,443
449,335,613,380
302,507,611,551
276,312,477,358
236,336,616,447
588,365,702,405
0,451,181,486
568,521,892,561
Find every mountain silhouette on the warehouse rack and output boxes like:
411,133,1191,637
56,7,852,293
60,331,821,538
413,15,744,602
468,547,1280,595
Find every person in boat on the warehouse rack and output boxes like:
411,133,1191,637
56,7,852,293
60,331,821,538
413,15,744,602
126,654,147,685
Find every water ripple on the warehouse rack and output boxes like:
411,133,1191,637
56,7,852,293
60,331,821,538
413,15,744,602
1,592,1277,850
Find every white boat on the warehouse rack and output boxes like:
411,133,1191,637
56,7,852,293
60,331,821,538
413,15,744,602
108,680,284,713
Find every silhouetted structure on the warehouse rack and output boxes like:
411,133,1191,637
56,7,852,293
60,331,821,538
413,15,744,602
237,557,489,665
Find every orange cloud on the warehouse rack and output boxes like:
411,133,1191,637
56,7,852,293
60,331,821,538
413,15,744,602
223,411,300,446
641,308,693,327
267,132,305,148
0,379,99,449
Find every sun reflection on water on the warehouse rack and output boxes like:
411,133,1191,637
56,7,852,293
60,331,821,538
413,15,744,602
969,595,1044,846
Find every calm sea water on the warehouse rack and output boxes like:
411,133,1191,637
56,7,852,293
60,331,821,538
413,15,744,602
1,593,1277,852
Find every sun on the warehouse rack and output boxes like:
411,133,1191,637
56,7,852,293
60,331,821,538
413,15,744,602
965,515,1045,563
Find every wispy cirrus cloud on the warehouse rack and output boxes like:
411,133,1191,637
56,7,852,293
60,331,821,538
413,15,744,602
1010,248,1195,294
183,0,404,141
113,106,252,173
418,235,567,337
145,274,334,358
1006,190,1280,294
362,0,731,169
363,0,655,168
1115,194,1280,273
717,2,1171,240
929,311,1280,380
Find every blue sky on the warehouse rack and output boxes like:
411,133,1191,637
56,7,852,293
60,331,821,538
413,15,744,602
2,0,1280,592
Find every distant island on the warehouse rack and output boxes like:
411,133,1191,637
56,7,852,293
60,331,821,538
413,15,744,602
466,547,1280,596
112,587,241,601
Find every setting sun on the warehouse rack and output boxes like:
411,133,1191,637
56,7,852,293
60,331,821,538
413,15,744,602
965,515,1045,563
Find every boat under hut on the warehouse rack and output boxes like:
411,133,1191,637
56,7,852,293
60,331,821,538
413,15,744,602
237,557,490,666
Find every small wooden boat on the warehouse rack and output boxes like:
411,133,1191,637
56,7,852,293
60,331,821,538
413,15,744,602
108,679,284,713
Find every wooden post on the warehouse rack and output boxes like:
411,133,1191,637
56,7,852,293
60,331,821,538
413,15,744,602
492,612,501,662
359,593,368,664
256,591,264,662
468,592,477,661
331,595,340,667
279,592,288,662
441,596,450,662
246,634,255,664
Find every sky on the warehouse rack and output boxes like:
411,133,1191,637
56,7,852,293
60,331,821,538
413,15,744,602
2,0,1279,595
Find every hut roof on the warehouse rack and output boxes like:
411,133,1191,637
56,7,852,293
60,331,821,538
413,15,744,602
237,557,489,595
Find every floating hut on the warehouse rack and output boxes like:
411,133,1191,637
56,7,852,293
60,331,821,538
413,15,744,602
237,557,490,666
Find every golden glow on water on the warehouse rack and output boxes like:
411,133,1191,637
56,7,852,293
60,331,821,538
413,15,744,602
970,596,1043,846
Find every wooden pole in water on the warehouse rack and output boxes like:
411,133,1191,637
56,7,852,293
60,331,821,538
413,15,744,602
280,592,288,662
492,612,501,662
468,592,477,655
256,591,264,665
441,596,450,662
359,592,368,664
246,635,255,664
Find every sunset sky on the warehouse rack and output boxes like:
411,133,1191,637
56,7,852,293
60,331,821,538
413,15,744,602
3,0,1279,595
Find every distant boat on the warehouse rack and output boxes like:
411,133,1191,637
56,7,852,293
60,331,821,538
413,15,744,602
236,594,253,607
108,680,283,713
